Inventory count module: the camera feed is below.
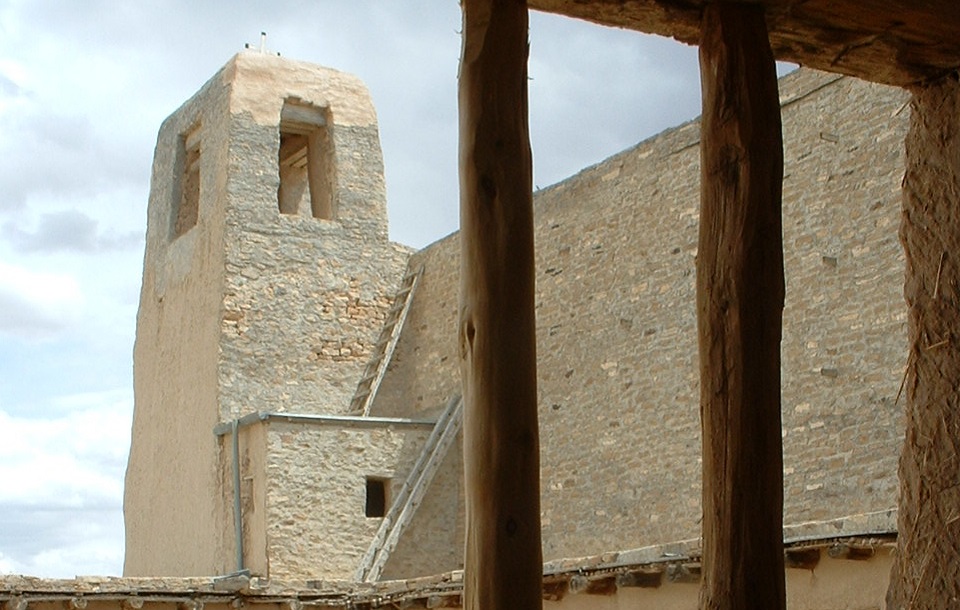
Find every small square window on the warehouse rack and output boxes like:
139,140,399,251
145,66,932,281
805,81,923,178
365,477,388,518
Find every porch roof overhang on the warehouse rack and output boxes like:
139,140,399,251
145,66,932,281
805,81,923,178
528,0,960,87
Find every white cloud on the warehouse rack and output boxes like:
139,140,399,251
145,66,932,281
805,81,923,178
0,535,125,579
0,262,84,340
3,210,141,254
0,390,131,577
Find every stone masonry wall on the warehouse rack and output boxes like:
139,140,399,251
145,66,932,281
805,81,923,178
380,437,465,581
216,54,412,420
258,420,433,581
372,69,909,569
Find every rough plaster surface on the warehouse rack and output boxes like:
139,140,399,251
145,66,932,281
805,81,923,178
887,71,960,610
228,54,378,128
542,548,894,610
374,69,909,571
125,60,235,578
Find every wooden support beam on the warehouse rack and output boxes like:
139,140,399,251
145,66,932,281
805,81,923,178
458,1,542,610
697,4,786,609
886,71,960,610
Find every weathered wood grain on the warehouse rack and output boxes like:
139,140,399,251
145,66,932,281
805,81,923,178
697,4,786,609
458,1,543,609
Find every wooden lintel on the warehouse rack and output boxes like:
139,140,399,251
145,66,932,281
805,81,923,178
584,575,619,596
785,547,822,570
458,1,542,610
68,598,88,610
279,134,309,168
697,3,786,609
122,598,145,610
616,568,665,588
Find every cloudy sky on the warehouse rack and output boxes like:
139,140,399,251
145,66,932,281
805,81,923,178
0,1,744,578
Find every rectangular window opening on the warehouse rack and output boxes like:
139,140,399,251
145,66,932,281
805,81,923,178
365,477,388,518
173,126,201,238
278,101,335,219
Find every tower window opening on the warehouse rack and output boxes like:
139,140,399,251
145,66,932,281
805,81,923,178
174,126,201,238
278,101,335,219
365,477,388,518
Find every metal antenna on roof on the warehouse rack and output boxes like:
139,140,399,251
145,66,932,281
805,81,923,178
243,31,280,56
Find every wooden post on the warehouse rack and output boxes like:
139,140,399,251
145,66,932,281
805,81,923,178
697,4,786,609
886,73,960,610
458,1,542,610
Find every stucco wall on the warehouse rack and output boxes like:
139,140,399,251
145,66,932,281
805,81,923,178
125,59,235,577
542,547,893,610
372,69,909,570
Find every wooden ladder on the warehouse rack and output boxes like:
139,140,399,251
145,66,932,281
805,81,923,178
348,265,423,416
354,394,464,582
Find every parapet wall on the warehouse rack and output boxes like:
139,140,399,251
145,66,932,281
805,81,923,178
373,69,909,568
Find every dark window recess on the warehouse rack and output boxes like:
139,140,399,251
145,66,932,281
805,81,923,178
365,477,387,518
173,126,201,238
278,100,335,219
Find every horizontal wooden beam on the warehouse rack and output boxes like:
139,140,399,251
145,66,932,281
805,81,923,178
528,0,960,86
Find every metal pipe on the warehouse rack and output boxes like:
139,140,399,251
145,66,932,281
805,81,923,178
231,419,244,573
213,411,435,436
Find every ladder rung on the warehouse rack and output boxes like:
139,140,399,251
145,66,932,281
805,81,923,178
348,266,423,428
357,397,462,581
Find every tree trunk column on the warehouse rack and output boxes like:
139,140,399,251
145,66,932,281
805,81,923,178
887,73,960,610
458,2,542,610
697,4,786,609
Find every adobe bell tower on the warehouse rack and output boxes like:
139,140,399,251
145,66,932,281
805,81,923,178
124,50,411,577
